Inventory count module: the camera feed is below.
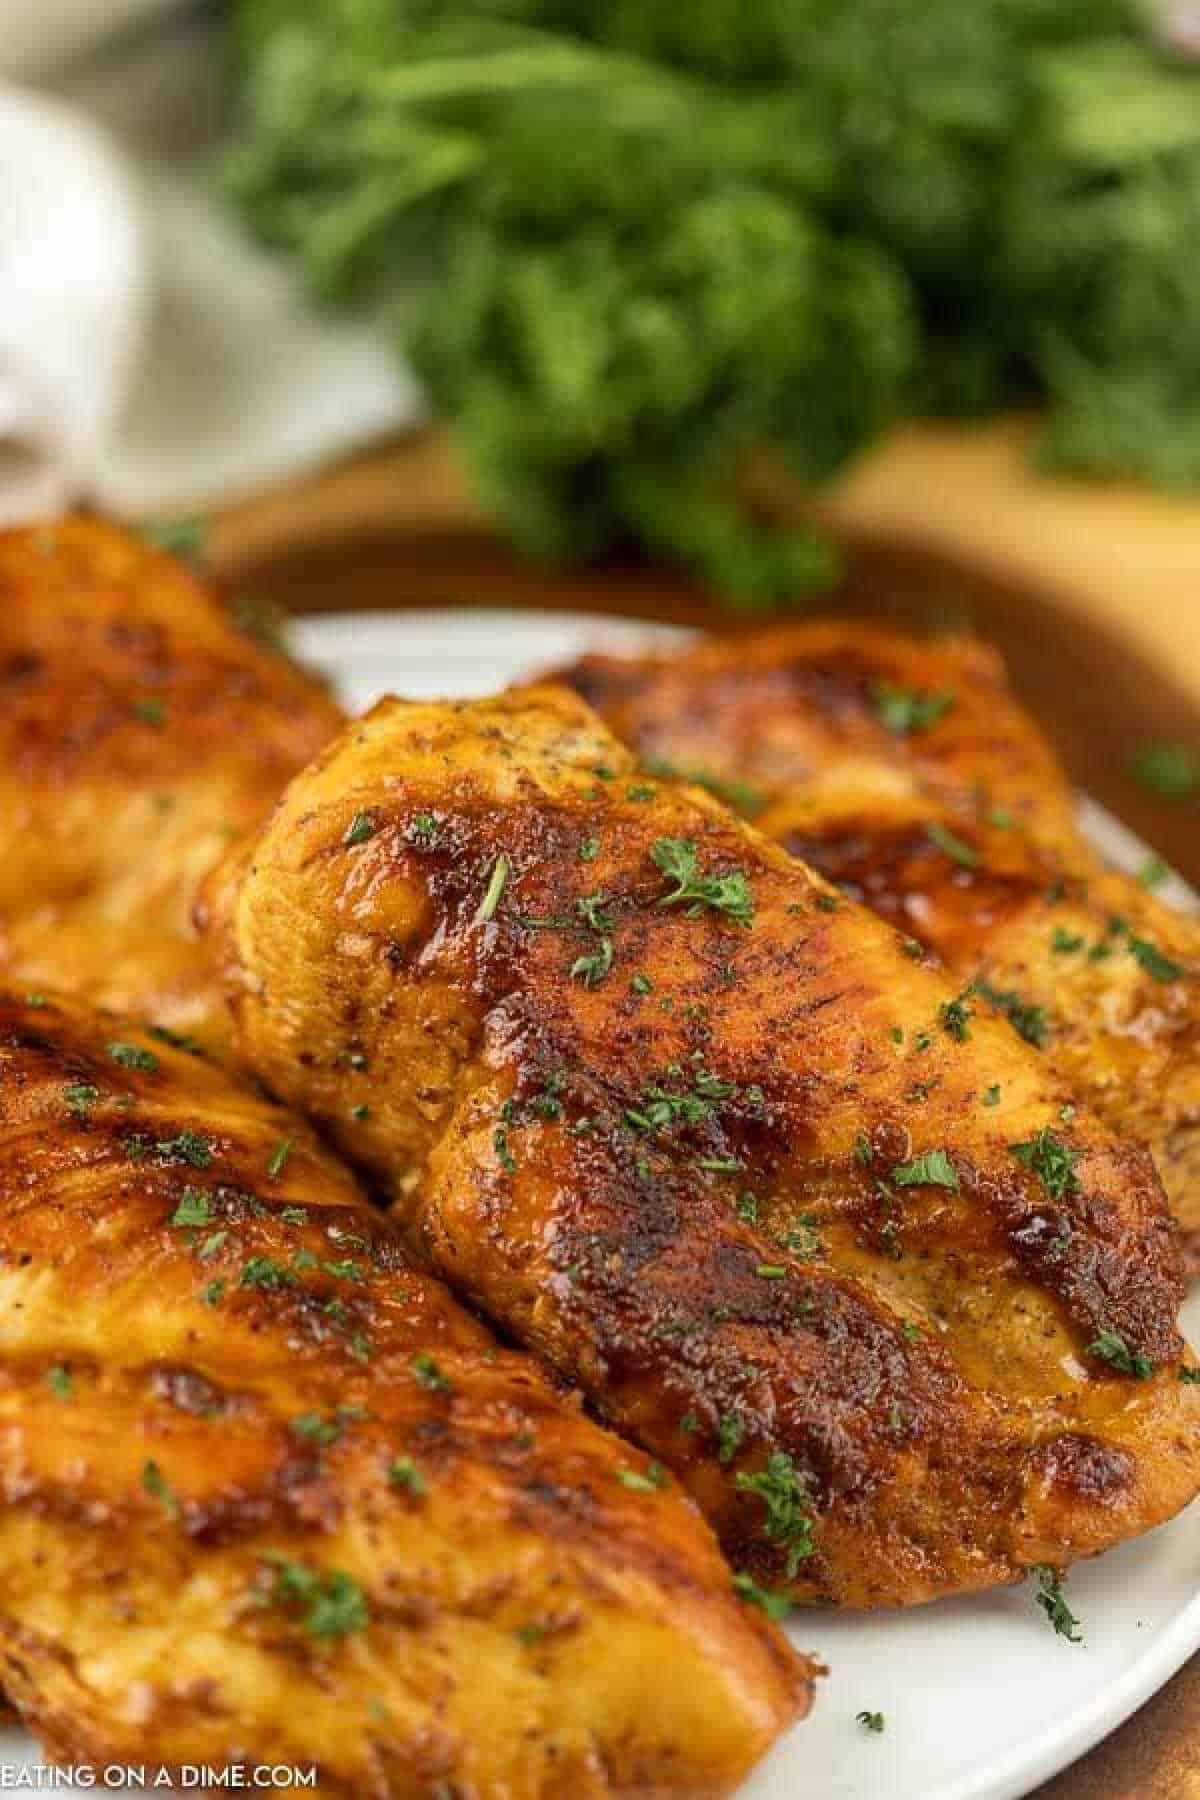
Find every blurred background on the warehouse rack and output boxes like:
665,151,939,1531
3,0,1200,864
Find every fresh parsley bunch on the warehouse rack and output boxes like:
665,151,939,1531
226,0,1200,602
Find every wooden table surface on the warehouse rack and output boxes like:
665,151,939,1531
211,417,1200,1800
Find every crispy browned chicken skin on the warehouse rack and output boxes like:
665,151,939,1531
0,989,807,1795
203,687,1200,1610
559,625,1200,1263
0,520,341,1045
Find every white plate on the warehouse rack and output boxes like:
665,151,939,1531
5,607,1195,1800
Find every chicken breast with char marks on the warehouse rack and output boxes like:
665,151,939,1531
0,989,808,1795
558,624,1200,1264
202,685,1200,1610
0,520,342,1047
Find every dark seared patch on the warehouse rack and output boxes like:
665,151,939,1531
1029,1434,1136,1505
983,1150,1184,1366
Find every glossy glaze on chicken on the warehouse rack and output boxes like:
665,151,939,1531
204,686,1200,1610
559,625,1200,1263
0,989,808,1795
0,521,341,1046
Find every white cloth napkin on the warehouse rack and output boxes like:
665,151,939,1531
0,81,422,527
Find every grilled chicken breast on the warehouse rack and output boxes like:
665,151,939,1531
559,625,1200,1263
0,989,807,1794
0,520,341,1046
202,686,1200,1610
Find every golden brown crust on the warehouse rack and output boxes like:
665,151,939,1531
202,686,1200,1611
557,625,1200,1265
0,520,342,1046
0,989,808,1793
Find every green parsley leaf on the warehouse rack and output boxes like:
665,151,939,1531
1009,1128,1081,1200
1087,1329,1153,1380
926,822,978,867
651,838,754,925
133,696,167,729
389,1457,427,1495
734,1451,816,1576
267,1138,292,1178
1033,1565,1082,1643
1128,936,1183,984
872,682,955,734
1130,743,1199,801
891,1149,959,1191
616,1462,669,1492
170,1188,213,1228
46,1365,72,1400
107,1041,159,1073
857,1710,886,1733
412,1352,453,1395
142,1459,179,1521
343,810,378,847
63,1084,99,1118
717,1412,744,1466
477,853,510,922
731,1572,791,1621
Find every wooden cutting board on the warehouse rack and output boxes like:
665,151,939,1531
210,416,1200,1798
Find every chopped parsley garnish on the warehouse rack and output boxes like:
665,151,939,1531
260,1558,368,1638
406,811,440,846
736,1192,759,1224
170,1188,213,1228
493,1125,517,1174
352,1103,370,1120
202,1278,226,1306
891,1149,959,1192
46,1365,72,1400
143,516,206,559
412,1352,453,1395
755,1262,787,1280
571,937,614,987
1051,927,1085,954
1179,1366,1200,1384
926,822,978,867
239,1256,296,1291
1009,1129,1081,1201
290,1407,362,1448
857,1711,886,1733
872,681,955,735
627,784,656,802
717,1412,744,1466
1033,1565,1082,1643
939,990,974,1041
1127,936,1183,984
63,1084,99,1118
901,937,925,960
477,853,510,922
154,1130,214,1168
579,836,600,862
617,1462,669,1492
1087,1329,1153,1380
107,1041,159,1073
731,1572,791,1621
1138,856,1169,889
982,1083,1002,1106
974,979,1048,1047
1130,742,1199,801
389,1456,427,1494
853,1132,874,1166
142,1459,179,1521
343,809,377,847
734,1452,816,1576
267,1138,292,1178
24,992,47,1008
630,973,653,995
651,838,754,925
133,696,166,729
